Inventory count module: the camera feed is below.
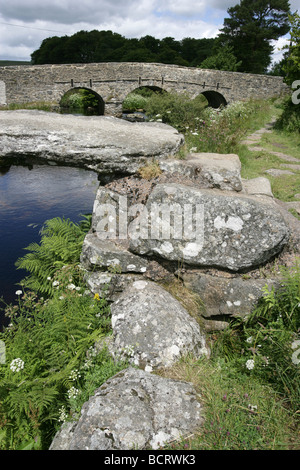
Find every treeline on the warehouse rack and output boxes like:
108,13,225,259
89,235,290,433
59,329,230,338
31,31,216,68
31,1,292,75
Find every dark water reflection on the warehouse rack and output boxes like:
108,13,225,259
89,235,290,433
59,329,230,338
0,164,99,329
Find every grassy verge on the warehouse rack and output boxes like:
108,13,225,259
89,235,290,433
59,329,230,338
0,101,56,112
158,355,298,450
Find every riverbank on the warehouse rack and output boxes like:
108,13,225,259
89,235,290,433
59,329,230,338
0,97,299,450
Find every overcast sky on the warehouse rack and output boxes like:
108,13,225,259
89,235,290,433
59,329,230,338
0,0,298,63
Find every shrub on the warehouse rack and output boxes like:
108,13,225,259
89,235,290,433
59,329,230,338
122,93,149,112
274,97,300,133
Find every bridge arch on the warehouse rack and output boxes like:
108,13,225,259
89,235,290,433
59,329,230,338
59,87,105,115
200,90,227,109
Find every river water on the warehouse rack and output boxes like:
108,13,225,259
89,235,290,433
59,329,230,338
0,163,99,329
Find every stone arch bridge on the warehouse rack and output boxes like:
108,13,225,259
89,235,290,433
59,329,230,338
0,62,288,115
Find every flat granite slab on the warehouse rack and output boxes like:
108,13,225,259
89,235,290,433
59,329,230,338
0,110,184,175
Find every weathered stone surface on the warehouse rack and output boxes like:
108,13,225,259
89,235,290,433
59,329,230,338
242,177,274,198
108,280,208,371
84,271,143,302
0,110,183,175
160,152,243,192
80,232,149,274
0,62,288,112
129,183,289,272
265,168,295,176
49,367,203,451
181,271,280,319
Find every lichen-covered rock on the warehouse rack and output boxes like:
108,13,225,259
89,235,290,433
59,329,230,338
49,367,203,450
160,152,243,192
109,280,208,370
0,110,184,175
129,184,289,272
181,271,280,319
80,233,149,274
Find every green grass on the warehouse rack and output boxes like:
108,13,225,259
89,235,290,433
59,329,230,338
0,101,56,112
238,112,300,202
239,145,286,179
158,356,298,450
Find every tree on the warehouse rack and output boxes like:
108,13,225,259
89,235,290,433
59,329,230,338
180,37,216,66
199,45,242,71
219,0,291,74
282,11,300,84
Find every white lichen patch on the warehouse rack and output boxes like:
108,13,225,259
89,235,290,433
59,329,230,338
214,215,244,232
132,280,148,290
182,242,202,257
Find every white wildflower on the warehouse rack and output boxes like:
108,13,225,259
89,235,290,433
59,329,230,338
248,404,258,412
67,283,76,290
245,359,255,370
52,280,59,287
15,290,22,296
67,386,80,399
69,369,81,381
10,358,24,372
246,337,253,343
58,405,68,423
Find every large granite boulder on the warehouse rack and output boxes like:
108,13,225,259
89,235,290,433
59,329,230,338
181,271,280,320
108,280,208,371
0,110,183,175
50,367,203,450
128,184,289,272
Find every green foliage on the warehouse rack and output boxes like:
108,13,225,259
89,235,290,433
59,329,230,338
144,91,208,132
188,99,272,154
282,12,300,85
274,96,300,133
211,261,300,415
60,89,100,112
0,215,127,449
199,45,242,71
218,0,291,73
160,355,296,450
31,30,217,67
15,216,88,297
122,92,149,112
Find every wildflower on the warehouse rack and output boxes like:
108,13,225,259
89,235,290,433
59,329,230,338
69,369,81,381
83,358,93,369
245,359,255,370
67,283,76,290
246,336,253,343
10,358,24,372
58,406,68,423
67,386,80,399
15,290,22,296
47,276,51,281
94,293,100,301
248,404,258,412
52,280,59,287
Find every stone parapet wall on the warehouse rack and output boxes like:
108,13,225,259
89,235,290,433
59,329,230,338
0,62,289,113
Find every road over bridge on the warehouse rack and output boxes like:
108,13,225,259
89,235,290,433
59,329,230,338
0,62,288,115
